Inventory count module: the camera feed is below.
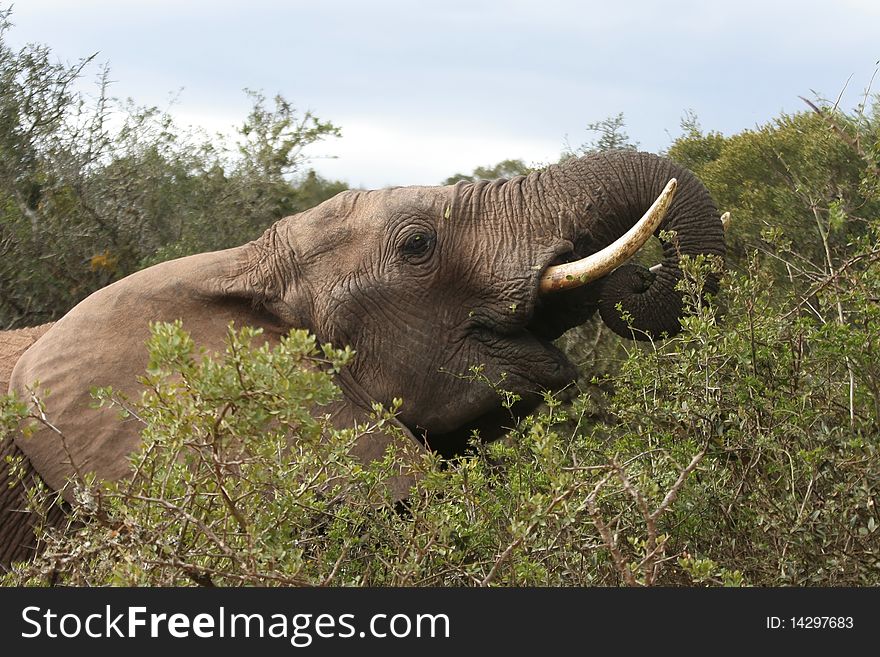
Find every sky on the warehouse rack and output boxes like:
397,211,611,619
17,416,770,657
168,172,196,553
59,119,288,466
4,0,879,189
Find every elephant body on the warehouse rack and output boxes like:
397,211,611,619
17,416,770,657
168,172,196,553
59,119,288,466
1,151,725,565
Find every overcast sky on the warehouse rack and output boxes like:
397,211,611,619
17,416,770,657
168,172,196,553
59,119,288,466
5,0,879,188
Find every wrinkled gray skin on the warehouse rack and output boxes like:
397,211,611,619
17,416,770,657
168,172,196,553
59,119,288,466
1,151,724,565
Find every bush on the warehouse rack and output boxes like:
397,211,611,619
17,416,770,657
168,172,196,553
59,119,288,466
4,227,877,586
3,318,717,586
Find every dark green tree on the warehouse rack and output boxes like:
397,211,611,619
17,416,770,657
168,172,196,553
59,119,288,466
562,112,639,159
667,105,880,281
0,10,343,328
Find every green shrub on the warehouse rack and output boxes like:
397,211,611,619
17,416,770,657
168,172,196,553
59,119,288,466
4,230,875,586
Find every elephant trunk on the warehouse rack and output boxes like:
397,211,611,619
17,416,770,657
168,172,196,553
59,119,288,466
539,177,678,292
527,150,725,340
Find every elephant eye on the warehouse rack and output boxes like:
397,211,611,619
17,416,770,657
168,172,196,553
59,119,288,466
400,231,435,261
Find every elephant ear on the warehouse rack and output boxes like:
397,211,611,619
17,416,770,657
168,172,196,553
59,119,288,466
10,243,423,505
10,248,293,503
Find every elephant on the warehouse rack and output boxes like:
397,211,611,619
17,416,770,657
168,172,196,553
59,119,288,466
0,150,725,566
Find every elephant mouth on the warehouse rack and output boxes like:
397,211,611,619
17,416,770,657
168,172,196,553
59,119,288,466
472,318,578,389
521,250,605,342
415,289,579,455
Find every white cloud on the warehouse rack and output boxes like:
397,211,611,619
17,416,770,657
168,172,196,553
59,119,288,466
5,0,878,189
839,0,880,15
309,117,561,188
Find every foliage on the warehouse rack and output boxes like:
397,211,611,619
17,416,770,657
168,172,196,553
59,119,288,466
1,10,878,586
0,321,725,586
667,101,880,282
4,218,879,586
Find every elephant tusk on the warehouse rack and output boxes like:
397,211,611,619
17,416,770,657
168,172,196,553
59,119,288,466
539,178,677,294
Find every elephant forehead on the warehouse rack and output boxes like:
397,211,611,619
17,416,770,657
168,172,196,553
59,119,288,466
359,185,450,220
318,185,447,217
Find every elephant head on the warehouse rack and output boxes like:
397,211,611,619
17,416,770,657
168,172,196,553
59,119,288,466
4,149,724,564
247,150,725,452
